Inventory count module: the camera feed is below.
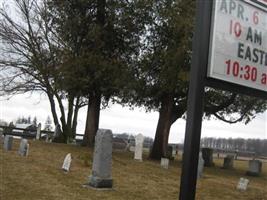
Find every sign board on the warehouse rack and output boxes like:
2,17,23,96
208,0,267,92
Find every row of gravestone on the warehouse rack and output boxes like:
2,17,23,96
60,130,177,189
1,135,30,156
200,148,263,177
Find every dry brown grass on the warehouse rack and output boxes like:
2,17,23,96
0,139,266,200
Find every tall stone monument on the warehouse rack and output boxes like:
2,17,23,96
3,135,13,151
88,129,113,188
36,123,41,140
18,139,29,156
134,133,144,161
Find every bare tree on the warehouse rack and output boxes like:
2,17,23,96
0,0,84,142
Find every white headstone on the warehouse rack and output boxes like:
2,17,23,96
18,139,29,156
3,135,13,151
36,123,41,140
134,133,144,161
197,153,204,179
237,178,249,191
247,160,262,176
88,129,113,188
62,153,72,172
161,158,169,169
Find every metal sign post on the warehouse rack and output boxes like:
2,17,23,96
179,0,267,199
179,1,213,200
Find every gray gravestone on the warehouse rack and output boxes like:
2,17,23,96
134,133,144,161
246,160,262,176
3,135,13,151
36,123,41,140
18,139,29,156
62,153,72,172
223,155,234,169
197,153,204,179
0,129,3,144
161,158,169,169
88,129,113,188
166,145,174,160
202,148,215,167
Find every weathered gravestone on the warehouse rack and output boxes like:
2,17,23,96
18,139,29,156
197,153,204,179
88,129,113,188
246,160,262,176
202,148,215,167
237,178,249,191
166,145,174,160
161,158,169,169
223,155,234,169
134,133,144,161
36,123,41,140
112,137,127,150
0,128,3,144
62,153,72,172
51,124,62,142
3,135,13,151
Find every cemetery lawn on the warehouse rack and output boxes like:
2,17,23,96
1,139,267,200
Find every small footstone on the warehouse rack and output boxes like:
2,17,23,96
237,178,249,191
62,153,72,172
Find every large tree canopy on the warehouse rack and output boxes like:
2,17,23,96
122,0,267,160
47,0,151,146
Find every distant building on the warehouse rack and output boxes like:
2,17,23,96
14,123,37,135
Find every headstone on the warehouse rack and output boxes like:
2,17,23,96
134,133,144,161
237,178,249,191
112,138,127,150
0,129,3,144
129,146,135,152
62,153,72,172
223,155,234,169
161,158,169,169
202,148,215,167
166,145,174,160
197,153,204,179
88,129,113,188
36,123,41,140
18,139,29,156
3,135,13,151
52,124,61,142
246,160,262,176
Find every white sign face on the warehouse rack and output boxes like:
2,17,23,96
208,0,267,91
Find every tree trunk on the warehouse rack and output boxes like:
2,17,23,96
82,93,101,147
72,96,80,138
149,95,174,160
65,95,74,142
47,92,59,127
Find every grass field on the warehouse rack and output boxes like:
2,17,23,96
0,139,266,200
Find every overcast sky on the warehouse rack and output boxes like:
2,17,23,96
1,93,266,143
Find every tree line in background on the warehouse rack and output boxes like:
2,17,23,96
201,137,267,157
0,0,266,160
